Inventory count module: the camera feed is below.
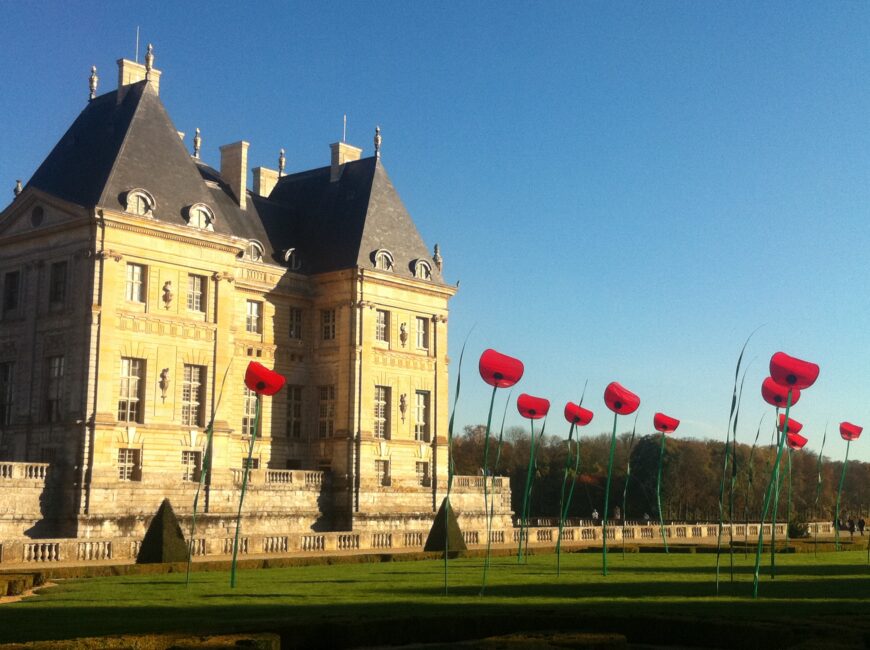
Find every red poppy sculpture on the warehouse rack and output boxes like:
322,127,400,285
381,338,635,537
556,401,594,575
477,349,523,591
753,351,818,599
778,413,803,435
516,393,550,563
653,412,680,553
231,361,286,587
835,422,863,550
601,382,640,576
786,431,808,450
778,418,806,549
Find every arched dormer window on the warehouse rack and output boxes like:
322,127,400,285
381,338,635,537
283,248,302,271
373,249,394,271
413,260,432,280
125,188,156,217
246,240,265,262
186,203,215,231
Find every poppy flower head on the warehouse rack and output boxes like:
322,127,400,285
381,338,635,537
769,352,819,390
478,349,524,389
840,422,863,441
244,361,286,396
517,393,550,420
653,412,680,434
564,402,594,426
777,414,803,435
604,382,640,415
786,431,808,450
761,377,801,408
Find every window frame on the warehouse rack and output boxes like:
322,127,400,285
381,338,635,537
375,309,389,343
181,364,205,427
124,263,146,303
288,306,303,340
118,448,141,481
320,309,336,341
318,385,335,438
45,355,65,423
246,300,263,334
3,270,21,315
0,361,13,426
48,261,68,307
415,316,430,350
286,385,302,438
181,450,202,482
414,390,430,442
414,260,432,280
374,249,394,271
416,461,430,487
375,459,391,487
242,386,259,437
374,385,391,440
118,357,145,423
186,274,206,313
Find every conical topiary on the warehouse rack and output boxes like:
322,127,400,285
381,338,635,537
137,498,189,564
424,497,467,553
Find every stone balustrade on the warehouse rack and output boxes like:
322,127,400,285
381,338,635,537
230,468,328,488
0,462,50,481
1,521,833,567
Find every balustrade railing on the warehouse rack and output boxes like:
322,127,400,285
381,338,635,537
0,462,50,481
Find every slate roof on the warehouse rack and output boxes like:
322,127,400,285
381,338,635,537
20,78,445,285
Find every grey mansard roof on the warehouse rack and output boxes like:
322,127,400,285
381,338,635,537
19,79,444,284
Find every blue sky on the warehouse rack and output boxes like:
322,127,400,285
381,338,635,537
2,2,869,460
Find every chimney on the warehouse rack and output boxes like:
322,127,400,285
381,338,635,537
253,167,279,197
116,57,161,102
220,141,250,209
330,142,362,182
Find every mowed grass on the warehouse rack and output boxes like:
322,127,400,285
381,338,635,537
2,549,870,648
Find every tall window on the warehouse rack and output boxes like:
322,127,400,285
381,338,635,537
286,385,302,438
416,461,430,487
374,250,394,271
242,387,258,437
375,459,391,486
321,309,336,340
181,450,202,482
318,385,335,438
375,309,389,343
246,300,262,333
187,274,206,312
118,448,141,481
416,317,430,350
181,365,205,426
125,263,146,303
49,261,67,306
374,386,391,439
414,391,430,442
45,355,65,423
3,271,20,315
288,307,303,340
118,357,144,423
0,362,13,426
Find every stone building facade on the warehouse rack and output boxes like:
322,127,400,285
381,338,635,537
0,50,511,541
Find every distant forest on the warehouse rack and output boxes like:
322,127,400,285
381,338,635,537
451,424,870,524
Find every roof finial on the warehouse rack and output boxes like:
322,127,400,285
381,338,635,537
278,148,286,177
433,243,442,271
193,128,201,158
89,66,99,101
342,114,347,143
145,43,154,79
13,180,22,198
374,126,382,158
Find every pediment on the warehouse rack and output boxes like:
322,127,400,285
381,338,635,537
0,189,88,238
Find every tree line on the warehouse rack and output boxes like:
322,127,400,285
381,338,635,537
452,424,870,524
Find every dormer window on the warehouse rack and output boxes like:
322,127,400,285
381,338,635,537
373,249,394,271
186,203,215,231
284,248,302,271
246,241,265,262
125,189,156,217
413,260,432,280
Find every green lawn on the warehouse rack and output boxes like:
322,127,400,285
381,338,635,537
2,549,870,648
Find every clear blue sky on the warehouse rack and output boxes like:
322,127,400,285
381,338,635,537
2,2,868,460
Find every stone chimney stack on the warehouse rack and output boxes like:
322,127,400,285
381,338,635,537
220,141,250,209
330,142,362,182
252,167,279,197
116,55,161,103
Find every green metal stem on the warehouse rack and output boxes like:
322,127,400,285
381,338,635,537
656,431,669,553
835,440,851,551
230,396,260,588
518,419,538,563
752,390,792,598
479,384,498,594
556,423,577,576
602,411,618,576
